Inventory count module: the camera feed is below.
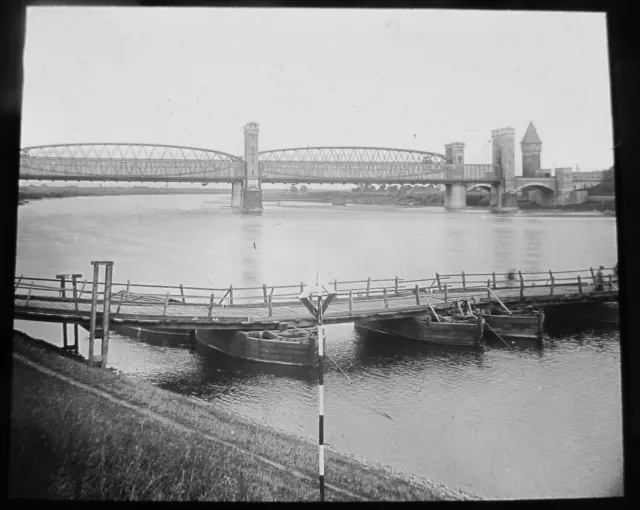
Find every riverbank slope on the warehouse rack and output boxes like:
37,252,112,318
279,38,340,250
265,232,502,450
9,331,479,501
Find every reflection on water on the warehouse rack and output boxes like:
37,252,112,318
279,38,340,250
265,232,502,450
14,195,622,499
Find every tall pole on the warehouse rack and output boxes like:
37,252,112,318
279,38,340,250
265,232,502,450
317,272,325,502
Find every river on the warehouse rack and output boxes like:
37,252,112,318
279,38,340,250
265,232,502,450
14,194,623,499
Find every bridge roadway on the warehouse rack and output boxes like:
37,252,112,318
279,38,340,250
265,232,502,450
14,269,618,332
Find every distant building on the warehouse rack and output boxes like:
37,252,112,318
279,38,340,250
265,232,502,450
521,122,542,178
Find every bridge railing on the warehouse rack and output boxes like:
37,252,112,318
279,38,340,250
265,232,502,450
14,267,618,319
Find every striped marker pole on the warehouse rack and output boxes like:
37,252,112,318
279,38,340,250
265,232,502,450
317,273,325,501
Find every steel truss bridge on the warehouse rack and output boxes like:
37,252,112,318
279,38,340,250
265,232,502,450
20,143,500,184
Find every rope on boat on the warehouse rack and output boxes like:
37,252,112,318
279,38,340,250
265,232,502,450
325,352,393,421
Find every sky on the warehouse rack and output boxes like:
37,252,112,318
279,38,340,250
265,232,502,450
21,8,614,176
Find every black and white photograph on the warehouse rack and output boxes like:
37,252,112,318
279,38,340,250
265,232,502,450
9,6,623,501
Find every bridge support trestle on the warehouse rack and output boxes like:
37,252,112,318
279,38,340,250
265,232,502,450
444,183,467,209
231,181,243,208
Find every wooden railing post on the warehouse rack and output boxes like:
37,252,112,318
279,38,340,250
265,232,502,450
590,267,596,284
549,270,555,295
334,279,338,292
383,287,388,308
25,281,35,306
487,279,491,299
415,284,421,305
163,293,170,316
71,274,80,353
14,275,23,291
57,275,69,349
609,274,613,291
300,282,304,295
101,262,114,368
179,284,186,304
492,271,497,290
461,271,466,290
394,276,399,294
208,293,214,318
444,284,448,302
518,271,524,301
229,285,234,306
577,275,583,295
88,263,100,367
268,294,273,317
436,273,442,290
366,277,371,298
125,280,130,301
263,284,268,304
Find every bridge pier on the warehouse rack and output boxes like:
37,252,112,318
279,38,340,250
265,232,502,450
241,122,263,213
231,181,243,209
444,183,467,209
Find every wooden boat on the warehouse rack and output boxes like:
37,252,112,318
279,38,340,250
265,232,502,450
476,307,545,341
195,327,319,367
590,302,619,325
354,314,485,347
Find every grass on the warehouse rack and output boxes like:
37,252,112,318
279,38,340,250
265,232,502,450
10,331,480,501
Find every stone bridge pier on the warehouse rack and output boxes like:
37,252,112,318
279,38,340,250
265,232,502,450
231,122,263,213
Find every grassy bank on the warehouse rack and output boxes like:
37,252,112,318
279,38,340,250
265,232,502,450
9,331,479,501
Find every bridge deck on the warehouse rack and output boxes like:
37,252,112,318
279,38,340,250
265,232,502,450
14,268,619,331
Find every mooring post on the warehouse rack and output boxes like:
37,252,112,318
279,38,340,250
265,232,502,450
366,277,371,298
549,270,555,295
88,262,101,367
71,274,80,353
436,273,442,290
415,284,421,305
101,262,114,368
263,284,268,304
492,271,497,289
577,275,583,294
229,285,234,306
180,284,186,304
57,275,69,350
518,271,524,301
349,290,353,313
461,271,466,290
383,287,388,308
208,293,214,318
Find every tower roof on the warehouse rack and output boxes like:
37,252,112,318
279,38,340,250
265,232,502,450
521,122,542,144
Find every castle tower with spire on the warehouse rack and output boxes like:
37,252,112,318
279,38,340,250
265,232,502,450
521,121,542,178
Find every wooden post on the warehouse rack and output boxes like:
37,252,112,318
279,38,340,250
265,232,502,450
444,284,448,302
71,275,80,352
349,290,353,313
125,280,130,301
300,282,304,294
366,277,371,298
590,267,596,284
88,263,100,367
394,276,399,294
609,274,613,291
101,263,114,368
383,287,388,308
263,284,268,304
334,279,338,292
518,271,524,301
229,285,234,306
415,284,421,305
163,293,170,316
180,284,186,303
58,276,68,349
14,275,23,291
577,275,583,294
268,295,273,317
492,272,497,290
487,279,491,299
549,270,555,295
461,271,466,290
208,293,214,318
78,279,88,301
436,273,442,290
25,281,34,306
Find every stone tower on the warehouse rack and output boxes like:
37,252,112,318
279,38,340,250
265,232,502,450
445,142,465,164
521,121,542,178
242,122,262,213
491,127,516,190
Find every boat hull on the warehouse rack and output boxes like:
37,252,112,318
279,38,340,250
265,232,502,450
354,316,485,346
195,329,319,367
479,311,545,341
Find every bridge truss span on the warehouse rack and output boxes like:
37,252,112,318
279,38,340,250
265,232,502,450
259,146,498,184
20,143,245,182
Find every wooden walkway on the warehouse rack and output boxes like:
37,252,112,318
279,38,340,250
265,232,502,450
14,267,619,331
